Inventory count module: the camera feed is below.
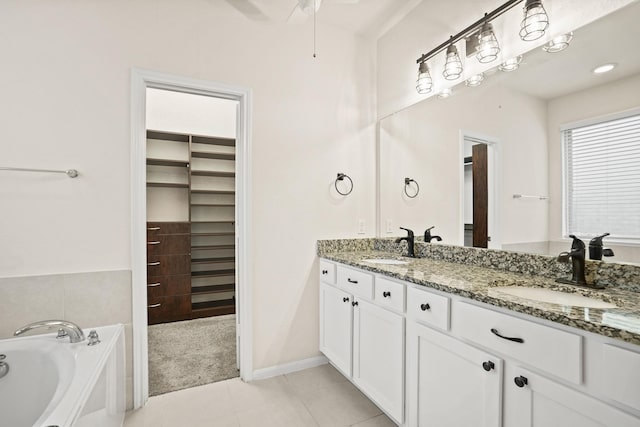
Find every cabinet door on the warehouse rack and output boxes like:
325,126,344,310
406,321,502,427
319,283,353,377
504,366,640,427
353,299,404,424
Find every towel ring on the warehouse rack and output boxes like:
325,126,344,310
335,173,353,196
404,177,419,198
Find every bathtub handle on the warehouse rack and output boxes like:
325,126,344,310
148,303,161,308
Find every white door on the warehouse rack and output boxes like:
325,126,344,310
319,283,353,377
504,366,640,427
352,298,404,423
406,321,502,427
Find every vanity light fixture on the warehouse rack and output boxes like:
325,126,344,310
543,32,573,53
519,0,549,41
465,73,484,87
416,62,433,94
592,63,617,74
499,55,523,72
443,38,463,80
438,88,453,98
476,19,500,63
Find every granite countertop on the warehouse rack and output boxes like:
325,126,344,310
321,250,640,346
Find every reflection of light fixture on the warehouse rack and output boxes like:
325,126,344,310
465,73,484,87
298,0,322,14
476,20,500,63
543,32,573,53
438,88,452,98
443,39,463,80
416,62,433,94
499,55,523,72
520,0,549,41
592,63,617,74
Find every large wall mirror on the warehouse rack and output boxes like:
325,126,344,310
378,1,640,263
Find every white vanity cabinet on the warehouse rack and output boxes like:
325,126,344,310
319,282,353,377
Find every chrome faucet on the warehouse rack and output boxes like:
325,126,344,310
396,227,416,257
14,320,85,343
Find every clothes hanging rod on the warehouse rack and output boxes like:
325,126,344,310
416,0,525,64
0,167,79,178
513,194,548,200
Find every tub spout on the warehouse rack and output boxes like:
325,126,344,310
14,320,85,343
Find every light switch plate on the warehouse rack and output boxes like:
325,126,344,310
357,219,366,234
386,219,393,233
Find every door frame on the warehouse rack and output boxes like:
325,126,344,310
458,130,501,249
130,68,253,408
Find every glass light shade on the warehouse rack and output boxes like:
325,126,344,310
443,44,463,80
299,0,322,14
438,88,452,98
543,32,573,53
499,56,523,72
476,22,500,63
520,0,549,41
416,62,433,94
465,73,484,87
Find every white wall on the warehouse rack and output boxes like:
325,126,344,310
0,0,376,372
547,73,640,262
377,0,635,119
379,79,548,246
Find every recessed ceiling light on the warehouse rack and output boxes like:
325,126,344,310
592,63,617,74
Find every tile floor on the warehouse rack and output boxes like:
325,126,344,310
124,364,396,427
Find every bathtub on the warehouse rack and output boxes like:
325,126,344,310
0,324,125,427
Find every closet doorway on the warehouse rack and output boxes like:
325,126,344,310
130,70,252,408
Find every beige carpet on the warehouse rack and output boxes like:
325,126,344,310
148,315,238,396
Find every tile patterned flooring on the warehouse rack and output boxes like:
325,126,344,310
124,364,396,427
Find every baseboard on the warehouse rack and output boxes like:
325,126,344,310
251,355,328,380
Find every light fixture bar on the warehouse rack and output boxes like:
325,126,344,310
416,0,525,64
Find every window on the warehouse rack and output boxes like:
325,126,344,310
563,112,640,244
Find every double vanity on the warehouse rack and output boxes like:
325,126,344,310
318,238,640,427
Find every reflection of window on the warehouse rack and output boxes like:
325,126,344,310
562,111,640,243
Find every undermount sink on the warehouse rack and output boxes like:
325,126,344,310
363,258,409,265
493,286,617,309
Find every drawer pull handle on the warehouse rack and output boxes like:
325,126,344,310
147,227,161,231
420,303,431,311
347,278,358,284
147,262,160,266
383,291,391,298
352,301,359,307
482,361,495,372
343,297,349,303
514,376,528,388
148,303,161,308
491,328,524,343
322,269,328,274
148,282,161,287
148,241,161,245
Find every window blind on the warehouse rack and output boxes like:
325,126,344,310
563,113,640,243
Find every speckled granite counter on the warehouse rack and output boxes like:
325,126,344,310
319,245,640,346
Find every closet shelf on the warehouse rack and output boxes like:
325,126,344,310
191,189,235,195
191,284,236,295
191,300,235,318
191,151,235,161
192,232,235,237
191,269,235,278
191,244,235,251
191,203,235,207
191,170,235,178
191,257,236,264
147,182,189,188
191,220,235,224
192,136,236,146
146,158,189,167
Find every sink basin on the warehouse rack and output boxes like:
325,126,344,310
363,258,409,265
493,286,617,309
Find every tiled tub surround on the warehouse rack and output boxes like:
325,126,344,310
317,239,640,345
0,270,135,409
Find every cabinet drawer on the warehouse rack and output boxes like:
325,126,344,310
374,277,405,313
147,274,191,299
602,344,640,411
147,234,190,256
406,286,450,331
147,222,190,237
452,301,582,384
337,265,373,300
147,254,190,276
320,259,336,285
147,295,191,324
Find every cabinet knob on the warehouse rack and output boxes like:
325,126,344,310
420,303,431,311
343,297,349,303
514,376,528,388
383,291,391,298
322,269,328,274
352,301,359,307
482,361,495,371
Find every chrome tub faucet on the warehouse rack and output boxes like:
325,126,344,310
14,320,86,343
